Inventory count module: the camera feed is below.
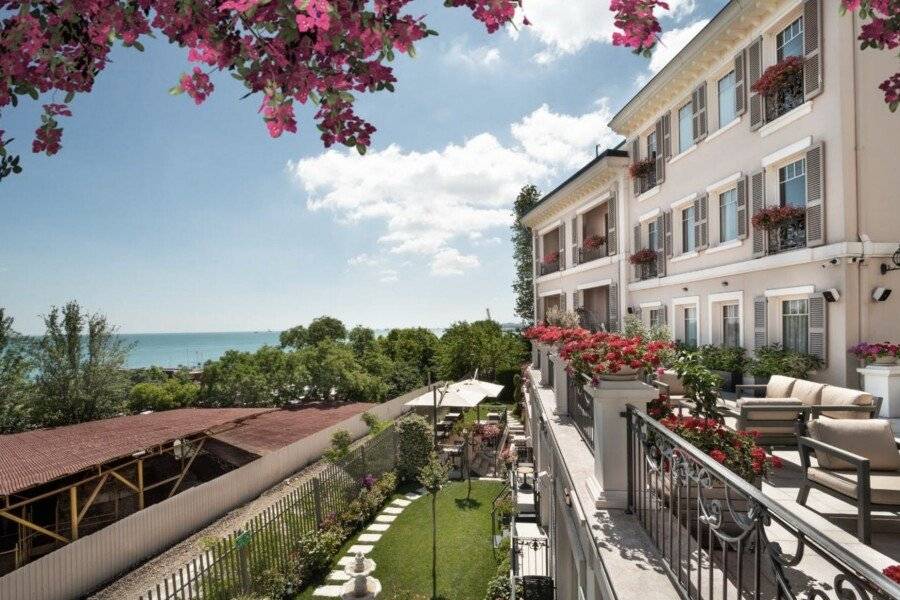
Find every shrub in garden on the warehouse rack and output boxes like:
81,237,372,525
293,527,346,587
696,345,746,374
746,345,823,379
671,351,723,421
361,411,390,435
323,429,352,463
396,413,433,482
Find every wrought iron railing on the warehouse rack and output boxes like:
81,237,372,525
765,68,804,122
567,373,594,450
637,261,658,280
767,217,807,254
638,166,658,194
577,243,608,265
578,309,607,333
513,536,551,577
539,249,565,276
625,405,900,600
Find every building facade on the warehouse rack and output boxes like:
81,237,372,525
522,0,900,389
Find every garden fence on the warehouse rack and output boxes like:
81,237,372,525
141,426,398,600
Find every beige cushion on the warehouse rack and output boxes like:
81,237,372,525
736,398,804,434
808,419,900,471
790,379,826,406
818,386,875,420
766,375,796,399
658,370,685,395
808,468,900,505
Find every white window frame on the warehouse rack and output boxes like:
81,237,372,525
717,70,737,129
677,102,693,154
672,296,701,347
707,291,744,348
776,16,804,61
778,296,810,353
764,286,813,351
718,187,739,244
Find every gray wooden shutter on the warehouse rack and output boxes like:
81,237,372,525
664,210,673,258
561,292,567,312
655,214,666,277
559,220,566,269
532,232,539,278
692,82,708,142
736,176,748,239
607,281,619,333
570,217,578,266
633,223,641,279
697,194,709,250
633,307,642,323
662,113,672,159
631,138,640,195
654,117,666,184
753,296,768,350
808,293,827,365
803,0,823,100
750,169,767,257
607,191,617,256
693,198,702,251
805,142,825,247
537,297,544,323
660,305,668,325
747,37,763,131
734,49,746,116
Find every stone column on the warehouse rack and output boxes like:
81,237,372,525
538,344,552,385
857,365,900,418
584,379,658,509
552,356,569,416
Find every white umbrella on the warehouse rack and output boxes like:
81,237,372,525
405,385,486,409
450,378,504,399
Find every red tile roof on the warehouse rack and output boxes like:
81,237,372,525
0,408,273,496
212,403,370,455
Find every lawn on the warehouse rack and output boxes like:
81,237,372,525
300,479,503,600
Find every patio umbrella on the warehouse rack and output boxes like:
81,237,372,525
449,378,504,399
405,385,486,408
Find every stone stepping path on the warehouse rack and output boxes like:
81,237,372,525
314,491,423,597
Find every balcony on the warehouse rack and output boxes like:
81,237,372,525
578,310,606,333
566,372,594,449
577,242,609,265
636,261,657,281
766,215,807,255
636,166,657,195
538,249,564,276
764,64,804,123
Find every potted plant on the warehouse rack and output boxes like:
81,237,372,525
743,345,824,391
583,234,606,249
850,342,900,365
629,248,657,265
750,56,803,98
629,157,655,180
541,250,560,265
495,496,518,525
697,345,746,392
558,329,673,382
751,205,806,231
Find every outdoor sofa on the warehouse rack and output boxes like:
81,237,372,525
797,418,900,543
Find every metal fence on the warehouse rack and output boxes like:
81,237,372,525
141,427,398,600
625,405,900,600
566,373,594,450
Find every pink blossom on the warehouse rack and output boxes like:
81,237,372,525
179,68,215,105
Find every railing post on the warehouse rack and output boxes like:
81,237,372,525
625,405,634,515
235,529,251,594
312,476,323,528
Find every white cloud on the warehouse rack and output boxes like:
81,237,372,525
662,0,698,21
444,39,502,69
518,0,614,62
378,269,399,283
647,19,709,74
290,101,619,277
430,248,480,276
348,253,382,267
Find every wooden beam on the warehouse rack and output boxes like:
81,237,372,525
109,469,139,492
78,474,109,522
137,459,144,510
167,438,205,498
69,486,78,541
143,474,182,492
0,509,68,544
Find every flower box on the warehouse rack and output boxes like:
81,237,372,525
629,157,655,180
751,56,803,98
751,206,805,231
629,248,657,265
583,234,606,250
850,342,900,365
541,251,560,265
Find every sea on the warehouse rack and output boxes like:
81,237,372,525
115,329,448,369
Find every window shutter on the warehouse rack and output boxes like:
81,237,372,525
805,142,825,247
734,49,747,116
607,191,618,256
631,138,640,195
575,289,583,310
561,292,567,312
633,307,642,323
559,220,567,269
571,217,579,266
537,297,544,323
633,224,642,280
747,37,763,131
736,176,748,239
753,296,768,350
808,293,827,365
655,214,666,277
607,281,619,333
692,82,708,142
804,0,823,100
697,193,709,250
662,113,672,159
664,210,673,258
661,305,668,326
693,197,702,251
654,117,666,184
750,169,766,257
532,232,539,278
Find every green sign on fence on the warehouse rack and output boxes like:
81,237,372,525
235,530,252,549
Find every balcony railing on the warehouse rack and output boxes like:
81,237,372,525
764,67,804,123
539,249,565,276
637,167,657,195
578,309,607,333
637,262,658,281
512,536,550,578
566,373,594,450
767,218,806,255
577,243,609,265
625,405,900,600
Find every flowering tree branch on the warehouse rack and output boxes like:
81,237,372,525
0,0,522,180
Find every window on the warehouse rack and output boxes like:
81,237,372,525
779,159,806,208
782,299,809,353
722,304,740,347
719,188,738,242
718,71,736,127
647,131,658,159
647,220,658,252
650,308,663,328
777,17,804,61
678,103,693,153
681,206,696,252
683,306,698,348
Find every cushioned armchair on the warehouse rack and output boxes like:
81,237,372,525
797,419,900,543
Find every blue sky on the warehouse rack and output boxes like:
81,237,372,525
1,0,724,334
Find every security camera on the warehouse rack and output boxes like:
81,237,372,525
823,289,840,303
873,287,892,302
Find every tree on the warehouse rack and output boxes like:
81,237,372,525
280,316,347,349
279,325,309,349
610,0,899,111
298,339,387,402
0,0,522,181
199,345,309,406
348,326,377,358
128,378,199,412
380,327,441,382
417,452,449,600
511,184,541,324
437,320,527,382
28,301,131,427
0,309,32,433
396,413,433,482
